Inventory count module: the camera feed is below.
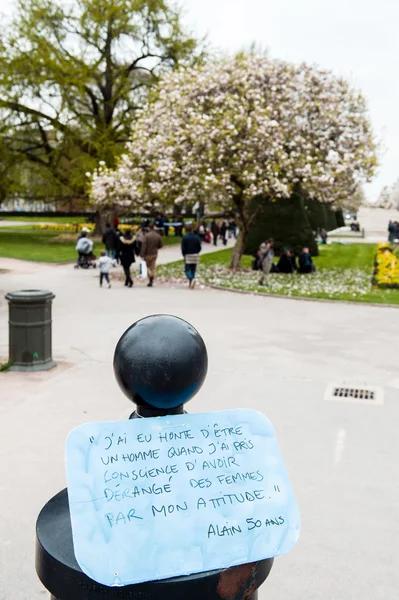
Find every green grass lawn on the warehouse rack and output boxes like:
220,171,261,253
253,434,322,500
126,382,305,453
0,231,77,262
159,243,399,306
0,229,180,262
161,236,181,246
160,243,375,271
312,243,374,270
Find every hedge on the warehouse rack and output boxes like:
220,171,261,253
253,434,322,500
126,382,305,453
244,187,318,256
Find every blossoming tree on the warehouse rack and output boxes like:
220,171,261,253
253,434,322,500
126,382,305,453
90,55,377,267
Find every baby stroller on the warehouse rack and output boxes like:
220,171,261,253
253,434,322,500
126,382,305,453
74,234,96,269
75,251,97,269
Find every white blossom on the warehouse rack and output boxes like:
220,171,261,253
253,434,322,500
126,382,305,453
89,55,377,217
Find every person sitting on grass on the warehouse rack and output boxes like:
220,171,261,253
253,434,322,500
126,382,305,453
298,247,316,274
277,249,297,274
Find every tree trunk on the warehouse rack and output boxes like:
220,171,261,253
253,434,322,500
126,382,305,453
94,210,104,236
94,207,116,236
229,227,248,270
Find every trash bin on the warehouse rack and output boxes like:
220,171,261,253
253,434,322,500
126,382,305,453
5,289,56,371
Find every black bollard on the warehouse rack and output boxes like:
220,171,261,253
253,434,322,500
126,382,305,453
36,315,273,600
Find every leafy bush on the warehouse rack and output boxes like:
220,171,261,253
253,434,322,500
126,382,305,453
245,188,318,256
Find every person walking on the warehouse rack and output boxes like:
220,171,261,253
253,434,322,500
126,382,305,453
141,222,163,287
258,239,274,286
113,225,121,264
388,220,399,244
198,222,206,242
119,229,136,287
102,223,118,259
220,220,228,246
211,219,219,246
135,226,144,257
98,251,113,288
163,216,169,237
181,224,202,288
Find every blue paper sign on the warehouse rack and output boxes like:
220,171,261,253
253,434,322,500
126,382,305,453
65,409,300,586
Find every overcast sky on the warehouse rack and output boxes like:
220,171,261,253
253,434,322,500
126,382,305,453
1,0,396,202
182,0,399,202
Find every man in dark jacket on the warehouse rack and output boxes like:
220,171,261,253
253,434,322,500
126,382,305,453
102,223,118,259
181,224,202,288
141,222,163,287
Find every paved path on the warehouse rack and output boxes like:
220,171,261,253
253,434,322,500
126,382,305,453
0,251,399,600
329,206,399,244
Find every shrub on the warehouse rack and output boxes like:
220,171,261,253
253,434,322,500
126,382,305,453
244,187,318,256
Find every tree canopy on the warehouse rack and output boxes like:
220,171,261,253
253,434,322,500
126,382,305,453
90,55,377,266
0,0,201,203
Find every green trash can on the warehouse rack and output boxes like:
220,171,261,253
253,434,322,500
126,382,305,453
5,290,56,372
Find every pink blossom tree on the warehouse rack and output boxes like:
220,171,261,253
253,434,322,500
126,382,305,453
90,55,377,267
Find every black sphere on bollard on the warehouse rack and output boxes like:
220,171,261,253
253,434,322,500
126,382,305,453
36,314,273,600
114,315,208,413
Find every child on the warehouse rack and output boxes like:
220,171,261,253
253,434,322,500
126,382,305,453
98,250,113,288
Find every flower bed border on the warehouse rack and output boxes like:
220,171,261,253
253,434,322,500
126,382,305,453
372,242,399,289
208,284,399,309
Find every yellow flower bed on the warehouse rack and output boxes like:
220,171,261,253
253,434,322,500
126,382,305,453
33,223,140,233
374,243,399,287
33,223,95,232
119,224,139,233
32,222,171,235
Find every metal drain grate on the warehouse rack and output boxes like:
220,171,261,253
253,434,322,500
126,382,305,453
325,384,383,405
334,387,374,400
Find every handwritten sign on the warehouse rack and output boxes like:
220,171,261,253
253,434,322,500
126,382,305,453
66,409,300,586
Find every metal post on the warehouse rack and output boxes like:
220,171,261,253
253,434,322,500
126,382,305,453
5,290,56,371
36,315,273,599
